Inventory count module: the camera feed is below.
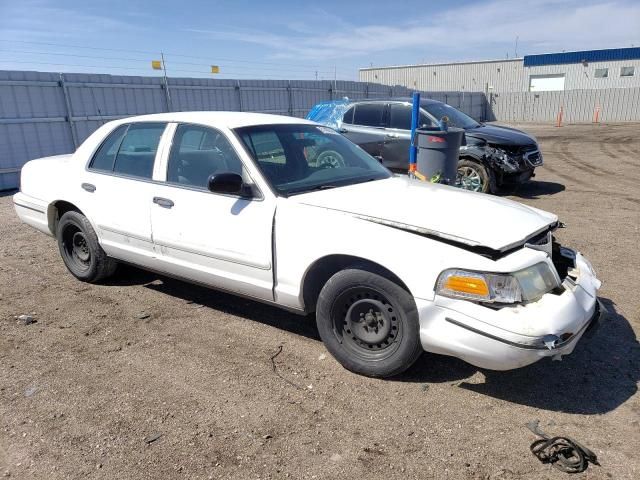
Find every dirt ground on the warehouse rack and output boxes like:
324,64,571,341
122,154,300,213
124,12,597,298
1,122,639,480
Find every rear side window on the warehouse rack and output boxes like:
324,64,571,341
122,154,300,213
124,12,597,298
353,103,385,127
112,123,166,179
342,106,355,124
89,125,127,171
89,123,166,179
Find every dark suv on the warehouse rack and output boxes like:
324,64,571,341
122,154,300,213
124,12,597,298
306,98,543,193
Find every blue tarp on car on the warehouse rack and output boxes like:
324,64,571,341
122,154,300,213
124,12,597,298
306,99,350,130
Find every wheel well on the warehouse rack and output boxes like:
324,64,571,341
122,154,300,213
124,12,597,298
301,255,411,313
48,200,83,234
459,154,485,165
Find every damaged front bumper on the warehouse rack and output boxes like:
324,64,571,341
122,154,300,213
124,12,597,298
416,251,605,370
487,145,543,174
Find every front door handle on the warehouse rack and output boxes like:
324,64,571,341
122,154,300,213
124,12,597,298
385,133,400,139
153,197,174,208
338,128,349,134
81,183,96,192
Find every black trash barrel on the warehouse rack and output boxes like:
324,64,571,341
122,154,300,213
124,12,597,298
415,127,465,184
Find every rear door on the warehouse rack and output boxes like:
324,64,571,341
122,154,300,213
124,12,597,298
82,122,168,265
381,103,434,170
338,103,385,160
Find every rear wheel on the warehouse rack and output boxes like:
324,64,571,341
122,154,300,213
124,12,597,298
456,159,491,193
316,268,422,378
56,211,117,283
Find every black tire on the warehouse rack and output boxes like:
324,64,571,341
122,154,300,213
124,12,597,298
456,159,492,193
56,211,117,283
316,268,422,378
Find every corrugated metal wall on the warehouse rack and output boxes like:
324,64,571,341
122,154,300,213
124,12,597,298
360,58,640,92
489,87,640,123
1,70,444,190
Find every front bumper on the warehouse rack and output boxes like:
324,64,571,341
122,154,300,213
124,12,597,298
416,252,604,370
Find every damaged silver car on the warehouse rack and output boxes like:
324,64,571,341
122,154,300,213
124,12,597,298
307,98,543,193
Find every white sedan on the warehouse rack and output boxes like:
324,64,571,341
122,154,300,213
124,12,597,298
13,112,604,377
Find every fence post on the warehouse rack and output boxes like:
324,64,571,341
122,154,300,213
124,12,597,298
236,80,243,111
287,80,293,116
59,73,79,149
328,81,333,101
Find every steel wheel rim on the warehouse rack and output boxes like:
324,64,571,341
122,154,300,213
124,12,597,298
457,166,484,192
316,150,345,169
331,286,402,360
62,225,91,271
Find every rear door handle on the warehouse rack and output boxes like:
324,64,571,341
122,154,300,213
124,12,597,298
81,183,96,192
338,128,349,133
385,133,400,139
153,197,174,208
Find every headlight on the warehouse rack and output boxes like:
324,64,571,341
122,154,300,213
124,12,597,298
436,263,559,304
487,146,519,172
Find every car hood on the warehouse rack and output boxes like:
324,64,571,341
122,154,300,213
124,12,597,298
292,176,557,252
466,123,536,147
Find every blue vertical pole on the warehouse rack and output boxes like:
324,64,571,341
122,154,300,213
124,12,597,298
408,92,420,177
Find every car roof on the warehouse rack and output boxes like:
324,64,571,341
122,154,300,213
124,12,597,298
111,111,317,129
346,97,443,106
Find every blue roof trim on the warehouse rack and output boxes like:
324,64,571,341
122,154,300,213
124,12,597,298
524,47,640,67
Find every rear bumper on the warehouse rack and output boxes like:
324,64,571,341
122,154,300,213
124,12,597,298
13,192,52,236
416,252,603,370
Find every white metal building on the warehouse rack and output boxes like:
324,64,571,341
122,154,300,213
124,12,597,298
359,47,640,93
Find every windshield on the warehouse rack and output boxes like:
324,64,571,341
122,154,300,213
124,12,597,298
423,102,480,129
235,124,391,196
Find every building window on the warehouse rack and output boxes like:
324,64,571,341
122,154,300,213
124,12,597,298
594,68,608,78
620,66,635,77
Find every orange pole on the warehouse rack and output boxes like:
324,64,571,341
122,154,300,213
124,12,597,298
593,105,600,124
556,106,564,127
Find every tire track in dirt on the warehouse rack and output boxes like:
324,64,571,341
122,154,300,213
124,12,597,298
558,138,639,183
598,142,639,171
570,188,640,206
540,162,590,187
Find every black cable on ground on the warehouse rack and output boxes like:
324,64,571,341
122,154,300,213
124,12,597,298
526,420,600,474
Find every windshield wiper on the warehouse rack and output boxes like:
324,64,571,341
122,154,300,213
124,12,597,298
287,184,337,195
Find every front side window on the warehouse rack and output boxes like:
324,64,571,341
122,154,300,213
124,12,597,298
167,124,245,189
595,68,608,78
237,124,390,196
388,104,433,130
423,102,480,130
620,66,635,77
342,106,355,124
352,103,385,127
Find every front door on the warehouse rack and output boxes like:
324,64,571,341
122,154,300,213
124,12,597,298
150,123,275,301
381,103,433,171
339,103,386,160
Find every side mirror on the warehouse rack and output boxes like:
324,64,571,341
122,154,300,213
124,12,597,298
207,173,248,196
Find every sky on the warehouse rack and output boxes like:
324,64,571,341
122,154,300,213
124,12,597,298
0,0,638,80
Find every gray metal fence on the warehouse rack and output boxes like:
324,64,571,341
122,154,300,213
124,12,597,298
3,70,467,190
488,87,640,123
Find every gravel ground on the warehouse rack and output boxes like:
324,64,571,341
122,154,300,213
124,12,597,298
1,122,639,480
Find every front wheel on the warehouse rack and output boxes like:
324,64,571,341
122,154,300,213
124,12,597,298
316,268,422,378
56,211,117,283
315,150,345,169
456,159,492,193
